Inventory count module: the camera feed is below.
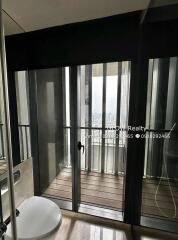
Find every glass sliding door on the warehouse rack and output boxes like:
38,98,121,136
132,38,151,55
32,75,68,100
141,57,178,232
77,61,131,220
29,67,72,209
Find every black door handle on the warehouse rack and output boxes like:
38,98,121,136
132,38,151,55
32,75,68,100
77,141,85,154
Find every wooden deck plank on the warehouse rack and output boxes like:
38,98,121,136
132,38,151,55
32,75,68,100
142,205,178,219
81,189,122,201
81,195,123,210
56,175,123,186
50,181,123,195
44,188,72,199
142,198,178,210
62,167,123,180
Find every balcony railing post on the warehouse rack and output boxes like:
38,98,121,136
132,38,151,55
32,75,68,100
115,62,122,175
86,65,92,172
101,63,107,174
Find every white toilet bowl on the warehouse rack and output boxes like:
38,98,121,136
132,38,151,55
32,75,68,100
5,196,62,240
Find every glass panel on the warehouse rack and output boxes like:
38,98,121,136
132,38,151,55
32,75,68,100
78,61,131,221
141,57,178,233
105,62,118,128
15,71,31,161
92,64,103,128
105,62,118,173
30,67,72,209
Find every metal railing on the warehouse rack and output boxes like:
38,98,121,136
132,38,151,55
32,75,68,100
63,126,126,175
83,127,126,174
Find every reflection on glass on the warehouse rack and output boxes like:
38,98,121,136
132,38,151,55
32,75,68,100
15,71,31,161
30,67,72,207
142,57,178,232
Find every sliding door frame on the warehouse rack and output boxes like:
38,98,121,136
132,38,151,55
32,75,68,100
124,26,149,224
70,66,81,211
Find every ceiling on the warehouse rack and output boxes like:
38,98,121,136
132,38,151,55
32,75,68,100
2,0,178,36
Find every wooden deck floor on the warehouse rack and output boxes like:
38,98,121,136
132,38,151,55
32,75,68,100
43,167,178,220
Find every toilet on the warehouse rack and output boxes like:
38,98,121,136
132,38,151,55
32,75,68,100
5,196,62,240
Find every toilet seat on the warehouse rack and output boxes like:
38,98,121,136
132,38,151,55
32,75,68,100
5,196,62,240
